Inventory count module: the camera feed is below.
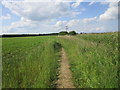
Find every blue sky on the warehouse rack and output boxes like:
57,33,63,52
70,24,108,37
0,0,118,34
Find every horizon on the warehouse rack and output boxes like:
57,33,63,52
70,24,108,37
1,31,118,35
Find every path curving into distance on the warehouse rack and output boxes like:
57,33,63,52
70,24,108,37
56,48,75,88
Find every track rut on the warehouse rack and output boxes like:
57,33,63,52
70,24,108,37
56,48,75,88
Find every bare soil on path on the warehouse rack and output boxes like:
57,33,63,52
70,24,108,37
56,48,75,88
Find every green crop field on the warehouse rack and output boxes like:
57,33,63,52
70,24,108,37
2,32,119,88
2,36,61,88
58,32,118,88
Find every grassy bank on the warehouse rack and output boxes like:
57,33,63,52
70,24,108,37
2,32,118,88
59,32,118,88
2,36,60,88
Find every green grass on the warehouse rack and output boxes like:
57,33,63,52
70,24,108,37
0,38,2,89
2,36,60,88
58,32,118,88
2,32,119,88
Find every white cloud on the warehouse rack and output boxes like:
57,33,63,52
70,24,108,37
3,17,33,33
2,1,79,21
1,0,83,34
2,16,59,34
67,19,80,27
0,14,11,20
71,0,84,8
55,19,82,31
55,14,117,33
24,0,39,1
55,20,67,27
88,1,96,6
55,19,95,32
82,17,97,23
1,0,118,34
99,2,118,21
56,19,82,28
100,2,109,5
81,8,86,11
96,27,105,31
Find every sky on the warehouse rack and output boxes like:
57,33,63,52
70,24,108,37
0,0,119,34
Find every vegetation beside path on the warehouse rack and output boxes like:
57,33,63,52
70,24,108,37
2,32,118,88
2,36,60,88
59,32,118,88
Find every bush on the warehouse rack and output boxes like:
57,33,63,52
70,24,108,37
59,31,68,35
68,31,77,35
53,42,62,51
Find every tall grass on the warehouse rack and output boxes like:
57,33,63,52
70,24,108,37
0,38,2,89
2,36,60,88
2,32,118,88
59,32,118,88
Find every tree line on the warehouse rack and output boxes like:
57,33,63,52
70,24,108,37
58,31,77,35
1,31,77,37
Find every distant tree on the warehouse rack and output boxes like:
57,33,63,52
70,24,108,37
68,31,77,35
59,31,68,35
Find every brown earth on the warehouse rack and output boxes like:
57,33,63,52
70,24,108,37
56,48,75,88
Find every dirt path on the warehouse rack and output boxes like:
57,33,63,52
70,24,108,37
56,48,75,88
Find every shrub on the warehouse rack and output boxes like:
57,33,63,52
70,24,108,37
59,31,68,35
68,31,77,35
53,42,62,51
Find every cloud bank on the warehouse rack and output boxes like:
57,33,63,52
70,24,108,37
1,0,118,34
